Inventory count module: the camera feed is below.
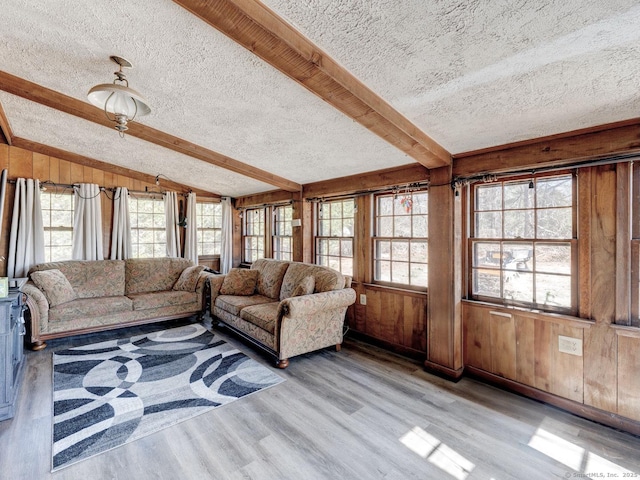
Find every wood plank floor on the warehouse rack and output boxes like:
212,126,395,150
2,315,640,479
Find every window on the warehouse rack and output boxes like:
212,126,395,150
243,208,265,263
374,191,428,288
196,201,222,256
41,191,74,262
129,195,167,258
273,205,293,261
470,174,575,312
315,199,354,276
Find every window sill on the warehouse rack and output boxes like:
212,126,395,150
462,299,592,328
354,282,427,298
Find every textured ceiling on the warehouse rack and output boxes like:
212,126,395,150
264,0,640,153
1,0,639,196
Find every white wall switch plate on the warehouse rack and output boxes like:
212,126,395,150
558,335,583,356
291,219,302,227
360,294,367,305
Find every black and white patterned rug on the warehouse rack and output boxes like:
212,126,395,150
51,323,284,471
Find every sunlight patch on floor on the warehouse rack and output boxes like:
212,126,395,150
528,424,635,475
400,426,475,480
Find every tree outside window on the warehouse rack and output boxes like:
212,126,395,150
196,202,222,256
374,191,428,288
41,191,74,262
243,208,265,263
129,196,167,258
471,174,575,312
315,199,354,276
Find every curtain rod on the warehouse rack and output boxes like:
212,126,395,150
453,152,639,188
306,180,431,203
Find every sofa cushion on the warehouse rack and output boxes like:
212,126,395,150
125,258,194,295
219,268,259,296
215,294,273,316
239,302,279,334
173,265,205,292
252,259,290,299
280,262,344,300
29,260,125,298
128,291,197,311
291,276,315,297
49,296,133,323
30,269,77,307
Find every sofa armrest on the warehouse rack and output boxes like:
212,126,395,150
197,272,224,312
279,288,356,318
276,288,356,361
22,281,50,346
202,273,225,314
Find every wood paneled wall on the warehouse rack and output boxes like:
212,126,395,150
0,144,213,275
462,163,640,431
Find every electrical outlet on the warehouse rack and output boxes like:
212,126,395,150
558,335,582,356
360,294,367,305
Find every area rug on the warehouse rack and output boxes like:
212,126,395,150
51,323,284,471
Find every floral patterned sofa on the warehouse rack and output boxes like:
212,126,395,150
22,258,217,350
210,258,356,368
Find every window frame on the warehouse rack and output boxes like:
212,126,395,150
41,188,75,263
314,198,355,277
195,199,222,258
468,172,578,315
272,204,293,261
242,207,266,264
128,193,167,259
372,189,428,291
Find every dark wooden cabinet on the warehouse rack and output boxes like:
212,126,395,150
0,291,25,421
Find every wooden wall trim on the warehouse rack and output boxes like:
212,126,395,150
616,163,632,324
173,0,450,169
12,138,218,197
235,190,296,208
0,70,300,192
303,163,430,199
453,119,640,177
578,169,592,319
466,366,640,437
0,100,12,145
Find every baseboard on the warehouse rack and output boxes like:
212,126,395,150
466,366,640,437
423,360,464,382
346,330,425,361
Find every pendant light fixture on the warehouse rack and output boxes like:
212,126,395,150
87,56,151,137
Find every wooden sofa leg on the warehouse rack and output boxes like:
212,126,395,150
336,343,341,352
30,340,47,351
276,359,289,369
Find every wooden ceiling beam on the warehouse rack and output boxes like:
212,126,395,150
0,100,13,145
453,118,640,177
303,163,430,199
12,137,219,197
0,70,301,192
173,0,451,169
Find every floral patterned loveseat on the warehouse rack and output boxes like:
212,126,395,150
22,258,217,350
210,258,356,368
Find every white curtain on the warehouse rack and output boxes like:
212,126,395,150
72,183,104,261
220,196,233,274
183,192,198,265
165,191,180,257
110,187,131,260
7,178,44,278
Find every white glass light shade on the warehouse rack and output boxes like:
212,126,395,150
87,83,151,118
